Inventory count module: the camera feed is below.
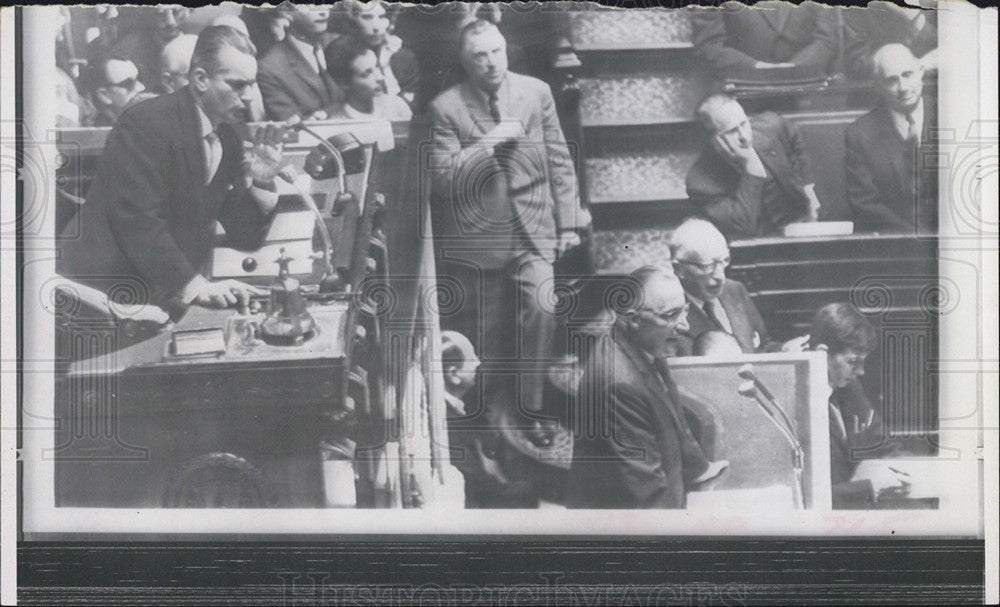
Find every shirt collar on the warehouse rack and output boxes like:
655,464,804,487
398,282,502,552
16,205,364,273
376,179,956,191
887,97,924,139
469,74,508,107
193,95,215,138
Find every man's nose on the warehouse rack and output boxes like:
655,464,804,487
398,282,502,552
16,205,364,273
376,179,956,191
675,317,690,334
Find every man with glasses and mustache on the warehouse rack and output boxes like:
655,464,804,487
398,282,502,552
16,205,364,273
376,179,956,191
669,218,809,356
64,26,287,312
567,266,727,509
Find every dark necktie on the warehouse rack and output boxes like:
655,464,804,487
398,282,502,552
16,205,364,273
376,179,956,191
703,300,727,333
906,112,920,145
488,92,502,125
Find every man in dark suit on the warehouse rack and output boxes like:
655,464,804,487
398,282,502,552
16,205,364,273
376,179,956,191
845,44,937,234
690,1,837,79
427,20,592,415
842,2,938,80
669,218,809,356
686,95,822,240
567,267,726,509
809,303,909,508
63,26,287,310
257,3,342,121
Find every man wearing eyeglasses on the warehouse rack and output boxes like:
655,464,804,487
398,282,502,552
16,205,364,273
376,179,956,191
686,94,821,240
85,54,153,127
670,218,809,356
567,266,727,509
64,26,288,312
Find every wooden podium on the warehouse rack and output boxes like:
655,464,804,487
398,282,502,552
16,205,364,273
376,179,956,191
670,352,833,509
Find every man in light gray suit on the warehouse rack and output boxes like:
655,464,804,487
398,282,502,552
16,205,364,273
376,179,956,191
427,19,591,436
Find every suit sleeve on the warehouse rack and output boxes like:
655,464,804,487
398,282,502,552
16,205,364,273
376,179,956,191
99,114,198,299
686,163,766,239
217,182,274,253
601,385,680,508
539,83,590,231
734,281,778,352
787,5,837,71
845,125,913,232
257,64,300,122
390,47,421,100
690,9,759,75
779,114,815,186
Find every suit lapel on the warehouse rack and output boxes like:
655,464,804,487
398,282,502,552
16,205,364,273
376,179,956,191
283,39,328,102
681,294,712,341
177,87,207,187
614,331,689,442
719,283,755,352
873,104,912,196
459,80,495,137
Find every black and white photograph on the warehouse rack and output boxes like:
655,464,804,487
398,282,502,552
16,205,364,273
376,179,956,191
2,0,996,603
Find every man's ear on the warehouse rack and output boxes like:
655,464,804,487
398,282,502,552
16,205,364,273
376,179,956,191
92,87,112,107
189,67,209,93
443,364,460,387
160,72,173,94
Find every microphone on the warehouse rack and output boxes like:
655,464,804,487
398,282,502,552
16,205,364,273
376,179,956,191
737,379,806,508
738,363,795,434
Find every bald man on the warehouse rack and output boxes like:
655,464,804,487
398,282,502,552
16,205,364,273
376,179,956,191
669,218,808,356
567,267,726,508
158,34,197,94
846,43,937,233
686,94,821,240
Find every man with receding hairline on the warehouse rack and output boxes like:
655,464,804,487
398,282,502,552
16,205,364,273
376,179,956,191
845,43,937,233
669,218,808,356
427,19,591,422
686,94,821,240
567,266,726,509
64,26,288,311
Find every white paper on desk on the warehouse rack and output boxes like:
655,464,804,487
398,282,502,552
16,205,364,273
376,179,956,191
852,459,937,500
267,210,316,241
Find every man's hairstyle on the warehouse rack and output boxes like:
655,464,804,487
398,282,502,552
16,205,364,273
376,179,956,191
809,303,877,355
694,93,738,132
458,19,500,54
190,25,257,76
871,42,918,76
624,265,678,314
324,35,371,86
669,216,726,260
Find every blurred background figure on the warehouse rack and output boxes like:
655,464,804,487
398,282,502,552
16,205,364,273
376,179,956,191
690,1,837,79
258,2,342,121
112,5,192,93
83,53,152,127
333,0,420,107
157,33,197,95
842,0,937,80
325,36,413,121
692,330,744,357
240,6,290,58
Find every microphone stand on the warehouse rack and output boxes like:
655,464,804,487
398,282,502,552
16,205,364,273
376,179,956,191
738,380,806,509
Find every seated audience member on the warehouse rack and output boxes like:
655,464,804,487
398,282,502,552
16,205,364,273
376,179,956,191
842,1,937,80
112,6,191,94
686,94,822,240
670,218,809,356
693,329,744,357
157,34,197,94
324,36,413,122
336,0,420,107
808,303,909,509
689,1,837,79
240,7,290,58
567,267,727,509
845,44,937,234
83,54,153,127
257,3,343,122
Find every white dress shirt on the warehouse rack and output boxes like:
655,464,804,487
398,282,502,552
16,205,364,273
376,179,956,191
888,97,925,143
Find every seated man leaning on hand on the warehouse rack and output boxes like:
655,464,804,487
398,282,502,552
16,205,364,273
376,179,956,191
686,94,822,240
669,218,809,356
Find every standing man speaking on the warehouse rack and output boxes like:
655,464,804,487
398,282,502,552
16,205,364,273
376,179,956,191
65,26,287,311
426,20,591,443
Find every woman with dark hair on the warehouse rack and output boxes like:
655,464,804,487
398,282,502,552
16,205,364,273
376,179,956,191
809,303,908,508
